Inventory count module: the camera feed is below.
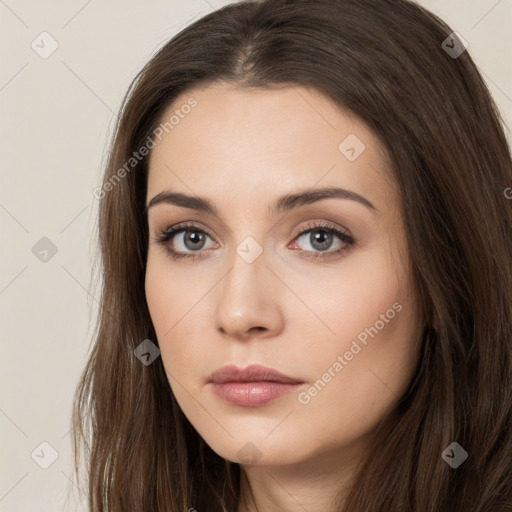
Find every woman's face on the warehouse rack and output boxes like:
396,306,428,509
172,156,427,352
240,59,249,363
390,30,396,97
145,83,424,469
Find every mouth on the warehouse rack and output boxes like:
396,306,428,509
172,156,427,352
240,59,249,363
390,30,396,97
207,364,304,407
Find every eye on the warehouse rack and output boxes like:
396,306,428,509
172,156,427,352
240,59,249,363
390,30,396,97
153,220,356,261
289,221,356,260
153,222,217,261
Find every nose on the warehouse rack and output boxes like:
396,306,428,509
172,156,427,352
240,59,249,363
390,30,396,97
214,251,284,341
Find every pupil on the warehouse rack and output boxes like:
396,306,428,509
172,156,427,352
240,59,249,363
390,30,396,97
185,231,205,249
311,229,332,251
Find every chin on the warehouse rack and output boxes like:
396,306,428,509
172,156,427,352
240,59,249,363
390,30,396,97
200,432,308,467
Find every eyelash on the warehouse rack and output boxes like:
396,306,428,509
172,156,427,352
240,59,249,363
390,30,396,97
153,221,356,261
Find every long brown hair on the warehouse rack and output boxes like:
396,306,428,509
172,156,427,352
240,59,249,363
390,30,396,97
71,0,512,510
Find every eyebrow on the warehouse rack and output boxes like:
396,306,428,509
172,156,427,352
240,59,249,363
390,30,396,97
145,186,378,216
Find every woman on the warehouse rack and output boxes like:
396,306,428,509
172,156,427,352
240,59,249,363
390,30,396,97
72,0,512,510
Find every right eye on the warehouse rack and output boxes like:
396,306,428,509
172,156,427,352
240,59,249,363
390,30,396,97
154,223,217,260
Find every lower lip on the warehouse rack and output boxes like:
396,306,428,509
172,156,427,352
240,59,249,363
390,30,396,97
210,381,301,407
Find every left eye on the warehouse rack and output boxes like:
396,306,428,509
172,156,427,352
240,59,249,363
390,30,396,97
290,224,355,258
294,227,344,251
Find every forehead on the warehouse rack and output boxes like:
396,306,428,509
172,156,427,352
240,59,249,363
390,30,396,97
146,84,395,214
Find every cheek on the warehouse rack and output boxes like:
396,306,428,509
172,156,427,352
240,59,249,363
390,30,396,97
145,255,172,333
300,247,420,427
292,243,403,350
145,249,203,331
144,255,193,367
145,259,205,423
295,241,419,398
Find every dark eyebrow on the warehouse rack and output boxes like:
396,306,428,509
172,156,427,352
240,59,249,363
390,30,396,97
145,186,378,216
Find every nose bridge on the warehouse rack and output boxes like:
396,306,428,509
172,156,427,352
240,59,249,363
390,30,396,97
214,240,282,338
219,245,266,317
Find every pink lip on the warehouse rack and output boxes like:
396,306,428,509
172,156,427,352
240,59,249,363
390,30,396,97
207,364,304,407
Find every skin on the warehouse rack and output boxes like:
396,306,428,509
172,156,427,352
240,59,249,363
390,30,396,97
145,83,424,512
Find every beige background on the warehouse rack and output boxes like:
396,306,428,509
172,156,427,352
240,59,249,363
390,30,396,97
1,0,511,510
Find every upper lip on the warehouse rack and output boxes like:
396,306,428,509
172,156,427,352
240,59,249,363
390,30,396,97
207,364,303,384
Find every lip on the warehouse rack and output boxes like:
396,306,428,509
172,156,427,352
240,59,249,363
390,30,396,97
207,364,304,407
207,364,301,384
